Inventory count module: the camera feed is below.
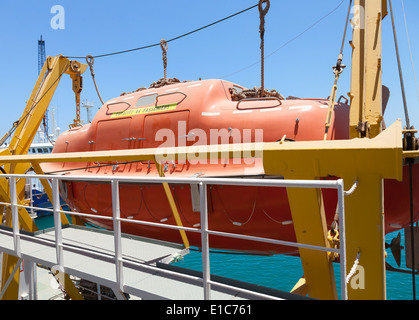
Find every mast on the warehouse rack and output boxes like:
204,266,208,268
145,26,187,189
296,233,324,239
349,0,387,139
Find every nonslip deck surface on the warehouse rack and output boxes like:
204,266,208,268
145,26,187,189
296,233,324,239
0,225,293,300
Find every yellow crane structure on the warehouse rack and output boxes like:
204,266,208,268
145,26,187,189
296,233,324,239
0,56,87,300
0,0,417,300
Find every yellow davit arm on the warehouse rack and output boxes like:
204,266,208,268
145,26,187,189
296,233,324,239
0,55,86,300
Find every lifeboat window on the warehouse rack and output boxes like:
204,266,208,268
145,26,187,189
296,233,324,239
106,102,131,115
135,94,158,107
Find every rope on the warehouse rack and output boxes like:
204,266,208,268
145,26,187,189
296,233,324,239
222,0,345,79
389,0,411,129
86,55,104,105
258,0,270,97
323,0,351,140
344,180,358,196
346,250,361,284
401,0,419,107
337,0,352,71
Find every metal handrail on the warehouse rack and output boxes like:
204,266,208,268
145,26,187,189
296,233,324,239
0,173,348,300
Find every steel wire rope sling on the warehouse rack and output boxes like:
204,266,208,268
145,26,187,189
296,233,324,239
323,0,353,253
68,3,259,115
86,55,104,106
389,0,417,300
258,0,270,97
323,0,352,141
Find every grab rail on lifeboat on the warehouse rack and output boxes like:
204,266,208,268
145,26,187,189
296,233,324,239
236,96,282,111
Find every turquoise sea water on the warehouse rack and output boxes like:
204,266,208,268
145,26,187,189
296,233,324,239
35,216,417,300
172,230,418,300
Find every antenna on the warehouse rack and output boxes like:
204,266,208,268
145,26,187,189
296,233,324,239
81,100,95,123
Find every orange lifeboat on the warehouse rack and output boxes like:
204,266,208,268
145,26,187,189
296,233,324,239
42,79,419,255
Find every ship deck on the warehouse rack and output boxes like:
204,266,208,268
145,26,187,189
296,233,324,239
0,225,305,300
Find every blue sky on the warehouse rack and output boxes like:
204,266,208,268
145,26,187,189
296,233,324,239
0,0,418,137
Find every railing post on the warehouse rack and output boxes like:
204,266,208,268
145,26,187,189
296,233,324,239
112,180,123,292
199,182,211,300
52,178,63,268
337,179,348,300
10,177,21,257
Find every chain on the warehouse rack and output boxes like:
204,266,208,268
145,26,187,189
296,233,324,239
229,86,284,101
69,91,81,129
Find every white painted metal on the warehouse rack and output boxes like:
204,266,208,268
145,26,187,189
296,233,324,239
337,181,347,300
199,182,211,300
52,178,63,269
0,173,349,300
10,177,21,257
111,180,123,292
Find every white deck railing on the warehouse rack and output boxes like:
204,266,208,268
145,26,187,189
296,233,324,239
0,173,351,300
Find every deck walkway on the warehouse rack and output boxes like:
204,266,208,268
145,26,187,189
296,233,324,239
0,225,303,300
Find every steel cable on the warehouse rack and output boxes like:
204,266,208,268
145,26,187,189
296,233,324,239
66,4,258,60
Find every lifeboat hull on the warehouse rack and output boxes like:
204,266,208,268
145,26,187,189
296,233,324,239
43,79,419,255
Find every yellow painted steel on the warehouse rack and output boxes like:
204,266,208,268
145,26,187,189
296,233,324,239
0,121,403,171
290,276,308,296
346,0,390,299
0,56,86,300
262,121,402,300
286,187,337,299
155,161,190,249
52,270,84,300
0,120,404,300
0,0,408,299
349,0,386,139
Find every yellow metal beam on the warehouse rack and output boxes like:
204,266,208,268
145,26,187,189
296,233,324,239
0,120,404,175
51,269,84,300
0,56,87,300
290,276,308,296
0,120,404,299
155,161,190,249
286,186,337,299
349,0,385,139
344,173,386,299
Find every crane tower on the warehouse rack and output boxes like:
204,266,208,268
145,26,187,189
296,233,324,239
38,35,48,138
